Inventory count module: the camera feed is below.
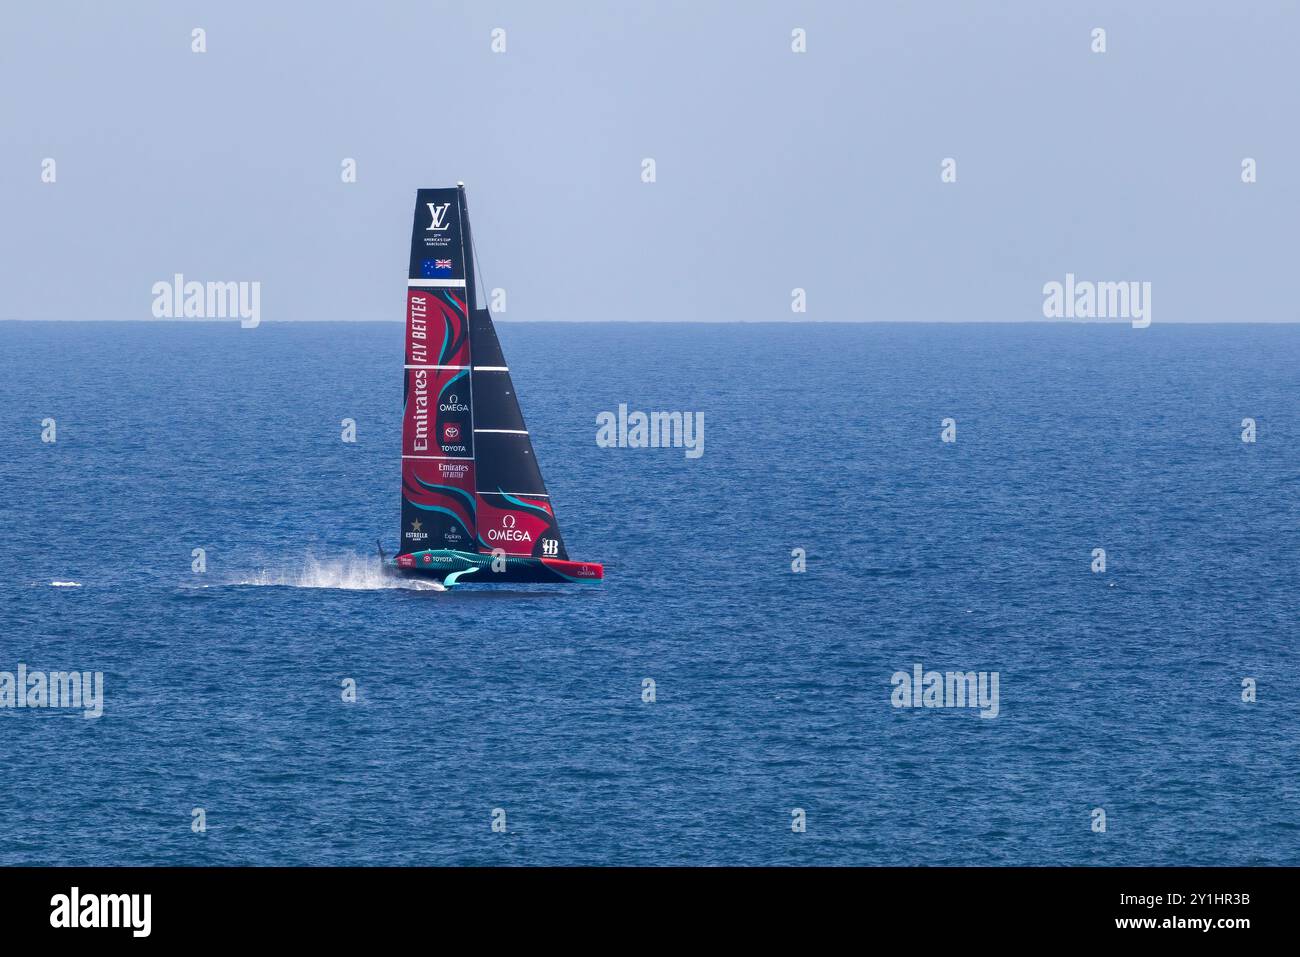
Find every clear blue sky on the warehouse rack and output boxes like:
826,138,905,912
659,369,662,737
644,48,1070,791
2,1,1296,321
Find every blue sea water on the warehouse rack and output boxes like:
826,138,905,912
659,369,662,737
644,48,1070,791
0,320,1297,866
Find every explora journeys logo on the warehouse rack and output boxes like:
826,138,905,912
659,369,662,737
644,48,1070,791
426,203,452,231
486,513,532,543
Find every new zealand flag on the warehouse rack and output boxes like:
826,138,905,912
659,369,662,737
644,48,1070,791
421,259,454,278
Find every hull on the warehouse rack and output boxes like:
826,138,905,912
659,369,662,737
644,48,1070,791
388,549,603,586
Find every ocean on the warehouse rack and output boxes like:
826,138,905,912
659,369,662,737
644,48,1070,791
0,320,1297,865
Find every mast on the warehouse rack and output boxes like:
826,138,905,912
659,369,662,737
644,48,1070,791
457,183,480,553
458,182,477,312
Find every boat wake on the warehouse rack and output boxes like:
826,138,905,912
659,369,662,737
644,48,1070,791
229,553,445,592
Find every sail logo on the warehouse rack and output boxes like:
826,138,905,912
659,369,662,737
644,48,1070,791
151,274,261,328
411,369,430,451
440,423,469,453
596,404,704,459
439,394,469,413
1042,273,1152,328
408,293,429,364
486,513,533,544
426,202,452,231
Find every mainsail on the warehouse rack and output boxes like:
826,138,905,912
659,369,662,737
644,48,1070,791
400,186,569,562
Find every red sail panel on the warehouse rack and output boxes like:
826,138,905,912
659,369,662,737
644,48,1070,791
407,288,470,366
475,491,566,559
401,458,476,553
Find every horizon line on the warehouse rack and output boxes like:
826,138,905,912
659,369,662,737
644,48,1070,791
3,318,1300,326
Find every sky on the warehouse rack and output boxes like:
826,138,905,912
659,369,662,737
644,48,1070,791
2,0,1296,322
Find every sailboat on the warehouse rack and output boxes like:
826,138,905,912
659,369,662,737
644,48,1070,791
381,184,604,587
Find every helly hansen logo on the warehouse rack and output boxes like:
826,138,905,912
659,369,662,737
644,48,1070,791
426,203,452,231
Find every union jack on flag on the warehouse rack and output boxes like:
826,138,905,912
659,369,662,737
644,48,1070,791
421,259,454,277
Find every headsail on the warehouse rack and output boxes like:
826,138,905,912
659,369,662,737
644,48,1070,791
469,307,569,560
400,186,568,562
